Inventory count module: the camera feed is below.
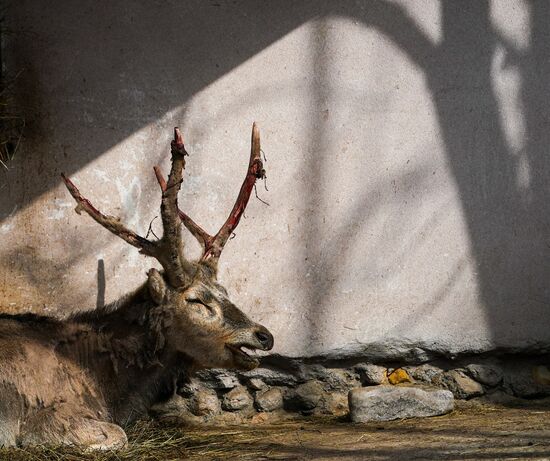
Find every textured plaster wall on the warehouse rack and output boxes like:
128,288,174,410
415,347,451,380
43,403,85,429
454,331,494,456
1,1,549,359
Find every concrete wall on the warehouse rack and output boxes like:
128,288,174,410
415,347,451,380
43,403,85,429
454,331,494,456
1,1,549,360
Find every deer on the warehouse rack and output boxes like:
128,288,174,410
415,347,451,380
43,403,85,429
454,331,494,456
0,124,274,449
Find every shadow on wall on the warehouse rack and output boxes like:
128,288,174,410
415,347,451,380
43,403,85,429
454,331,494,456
302,0,550,349
0,0,318,220
2,1,550,347
0,0,319,314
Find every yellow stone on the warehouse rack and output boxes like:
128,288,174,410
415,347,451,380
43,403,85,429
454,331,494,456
388,368,412,385
533,365,550,385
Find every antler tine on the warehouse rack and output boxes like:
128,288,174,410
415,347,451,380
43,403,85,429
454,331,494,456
154,128,195,287
62,128,195,289
203,122,265,267
153,165,213,250
153,123,265,273
61,174,158,256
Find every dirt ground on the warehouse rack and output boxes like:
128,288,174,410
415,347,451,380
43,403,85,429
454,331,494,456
2,399,550,461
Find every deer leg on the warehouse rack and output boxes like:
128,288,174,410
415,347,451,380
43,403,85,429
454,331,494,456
68,419,127,450
0,382,25,447
0,409,19,447
17,405,127,449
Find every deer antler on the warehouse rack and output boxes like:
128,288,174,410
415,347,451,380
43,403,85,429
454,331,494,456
153,166,212,249
155,128,195,286
61,128,194,288
153,123,265,271
61,174,158,255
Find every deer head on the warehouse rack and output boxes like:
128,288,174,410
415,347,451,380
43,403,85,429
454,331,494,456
61,124,273,371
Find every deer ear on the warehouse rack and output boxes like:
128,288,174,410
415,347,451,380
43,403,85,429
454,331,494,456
147,268,167,305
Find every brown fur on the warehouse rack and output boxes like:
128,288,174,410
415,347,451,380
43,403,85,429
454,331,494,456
0,125,273,448
0,262,273,448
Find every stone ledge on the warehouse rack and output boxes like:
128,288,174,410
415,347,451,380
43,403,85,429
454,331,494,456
349,386,454,422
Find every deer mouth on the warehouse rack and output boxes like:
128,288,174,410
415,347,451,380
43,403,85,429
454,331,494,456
225,344,260,370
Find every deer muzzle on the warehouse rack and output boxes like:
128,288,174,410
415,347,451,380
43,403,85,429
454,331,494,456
225,325,274,370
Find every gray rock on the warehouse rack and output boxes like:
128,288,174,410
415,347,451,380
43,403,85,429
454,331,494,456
150,394,190,419
323,392,349,415
191,389,221,416
285,380,325,411
298,364,328,382
217,374,240,390
465,363,503,387
433,370,484,399
197,370,240,390
315,368,361,391
355,364,387,385
480,390,520,405
248,378,268,391
504,364,550,398
406,364,444,383
349,386,454,422
255,388,284,412
534,365,550,386
239,367,298,387
178,378,202,397
222,386,253,411
268,364,360,391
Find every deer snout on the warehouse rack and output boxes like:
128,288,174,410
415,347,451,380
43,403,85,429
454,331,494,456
254,326,274,351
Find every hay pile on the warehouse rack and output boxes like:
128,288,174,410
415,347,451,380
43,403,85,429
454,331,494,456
0,71,24,169
0,14,25,170
0,419,295,461
1,402,550,461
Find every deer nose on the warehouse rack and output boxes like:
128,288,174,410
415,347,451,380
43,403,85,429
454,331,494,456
255,328,274,350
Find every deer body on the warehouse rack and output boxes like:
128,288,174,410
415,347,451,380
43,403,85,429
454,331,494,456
0,125,273,448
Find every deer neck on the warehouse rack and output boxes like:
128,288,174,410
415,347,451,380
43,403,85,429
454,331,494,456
63,300,190,418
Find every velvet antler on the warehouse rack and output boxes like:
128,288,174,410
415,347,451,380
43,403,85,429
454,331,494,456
154,123,265,271
62,128,194,288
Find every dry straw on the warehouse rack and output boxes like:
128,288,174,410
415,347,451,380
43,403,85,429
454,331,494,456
0,70,25,170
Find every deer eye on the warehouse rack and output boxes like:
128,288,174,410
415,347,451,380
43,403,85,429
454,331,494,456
186,298,206,305
186,298,217,318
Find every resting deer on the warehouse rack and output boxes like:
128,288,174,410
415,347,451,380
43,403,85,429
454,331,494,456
0,124,273,448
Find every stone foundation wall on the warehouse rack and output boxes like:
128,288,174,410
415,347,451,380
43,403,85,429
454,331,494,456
151,355,550,423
